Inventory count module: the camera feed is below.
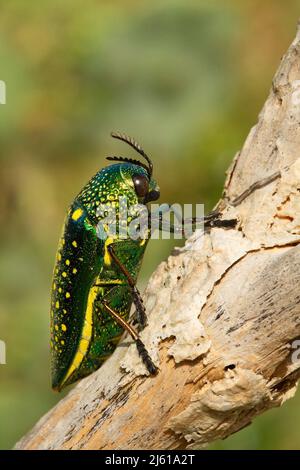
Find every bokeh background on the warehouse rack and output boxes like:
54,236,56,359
0,0,299,450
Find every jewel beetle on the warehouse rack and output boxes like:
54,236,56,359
50,132,236,391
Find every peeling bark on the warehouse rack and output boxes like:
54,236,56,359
16,25,300,450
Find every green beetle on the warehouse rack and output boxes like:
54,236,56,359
50,132,236,391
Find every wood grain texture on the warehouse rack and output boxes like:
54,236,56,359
16,24,300,450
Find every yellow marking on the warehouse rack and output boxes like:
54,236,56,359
59,287,62,293
61,340,65,345
55,301,59,309
72,208,83,221
140,238,147,247
63,309,67,314
55,325,58,331
104,237,115,266
59,286,96,388
53,282,56,290
57,253,62,261
65,259,70,266
61,324,67,331
55,336,58,342
72,240,78,248
65,292,71,299
62,272,67,278
72,268,77,274
79,338,89,353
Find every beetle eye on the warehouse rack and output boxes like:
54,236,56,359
132,174,149,198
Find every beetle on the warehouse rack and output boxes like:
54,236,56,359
50,132,240,391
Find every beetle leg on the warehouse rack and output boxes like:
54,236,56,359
198,171,281,226
150,169,281,235
102,301,157,375
149,210,237,234
94,280,126,287
228,171,281,206
107,244,147,329
203,215,237,229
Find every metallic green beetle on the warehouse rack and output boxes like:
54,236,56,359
50,132,161,390
50,132,236,391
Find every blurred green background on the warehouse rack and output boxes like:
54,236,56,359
0,0,299,450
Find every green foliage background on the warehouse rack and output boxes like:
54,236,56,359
0,0,299,449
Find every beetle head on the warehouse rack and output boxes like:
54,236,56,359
107,132,160,205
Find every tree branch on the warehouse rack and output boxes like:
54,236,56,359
16,24,300,450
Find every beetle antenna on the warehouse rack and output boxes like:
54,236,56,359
110,131,153,178
106,155,149,174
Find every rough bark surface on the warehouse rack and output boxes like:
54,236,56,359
16,26,300,450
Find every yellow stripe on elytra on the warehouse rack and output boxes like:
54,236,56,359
59,286,97,388
72,208,83,221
